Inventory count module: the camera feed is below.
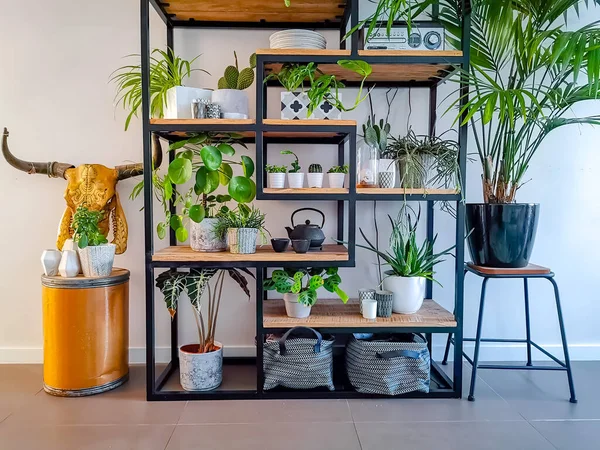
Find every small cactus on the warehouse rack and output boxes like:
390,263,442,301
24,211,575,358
218,51,256,90
363,116,391,155
309,164,322,173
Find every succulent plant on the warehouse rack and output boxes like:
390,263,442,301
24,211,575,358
328,165,349,174
363,116,391,155
308,164,322,173
218,51,257,90
281,150,301,173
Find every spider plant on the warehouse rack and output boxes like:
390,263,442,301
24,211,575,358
437,0,600,203
110,48,209,130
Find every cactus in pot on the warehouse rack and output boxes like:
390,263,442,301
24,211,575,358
213,51,256,118
363,116,395,188
307,164,324,189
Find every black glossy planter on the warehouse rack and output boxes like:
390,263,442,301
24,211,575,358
466,203,540,268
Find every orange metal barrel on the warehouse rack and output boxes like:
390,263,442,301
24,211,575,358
41,268,129,396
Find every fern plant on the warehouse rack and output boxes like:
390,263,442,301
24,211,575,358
217,51,257,90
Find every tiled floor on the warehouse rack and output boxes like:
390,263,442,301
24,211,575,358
1,362,599,449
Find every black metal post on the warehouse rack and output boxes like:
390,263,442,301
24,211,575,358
337,140,345,241
468,277,489,401
350,0,359,55
256,267,265,396
523,278,532,366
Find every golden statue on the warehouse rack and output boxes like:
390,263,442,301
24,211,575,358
2,128,162,254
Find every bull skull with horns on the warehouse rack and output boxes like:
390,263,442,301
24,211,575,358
2,127,162,254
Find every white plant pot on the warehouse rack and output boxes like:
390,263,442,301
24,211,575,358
383,275,426,314
268,172,286,189
78,244,116,277
58,250,81,278
165,86,212,119
190,218,226,252
287,172,305,189
306,173,324,188
41,250,62,276
280,91,342,120
212,89,249,118
179,342,223,391
328,173,345,189
283,293,312,318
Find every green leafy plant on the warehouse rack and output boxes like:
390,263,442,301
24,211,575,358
280,150,301,173
265,164,287,173
72,207,109,249
263,267,349,307
363,116,391,155
438,0,600,203
308,164,322,173
213,204,269,241
156,267,254,353
217,51,257,90
328,165,349,174
344,0,418,43
110,48,209,130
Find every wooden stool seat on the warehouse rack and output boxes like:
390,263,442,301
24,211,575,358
467,263,551,276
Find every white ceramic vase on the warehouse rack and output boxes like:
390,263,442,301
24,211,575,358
78,244,116,277
58,250,81,278
268,173,286,189
382,275,426,314
283,293,312,318
190,218,226,252
306,173,324,188
165,86,212,119
41,250,62,276
179,343,223,391
328,173,345,189
287,173,305,189
212,89,249,118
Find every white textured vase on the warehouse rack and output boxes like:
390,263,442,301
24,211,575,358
268,173,286,189
165,86,212,119
283,293,312,318
58,250,81,278
78,244,116,277
328,173,345,189
179,343,223,391
287,172,305,189
190,218,226,252
378,159,397,187
306,173,324,188
227,228,258,254
41,250,62,276
383,275,426,314
212,89,249,117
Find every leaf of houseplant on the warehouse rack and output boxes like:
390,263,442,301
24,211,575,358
227,268,252,298
204,170,220,194
298,289,317,307
170,215,183,231
338,59,372,77
217,143,235,156
195,167,208,191
189,205,206,223
168,157,192,184
228,176,256,203
219,163,233,186
200,145,223,171
176,227,188,242
157,222,166,239
241,155,255,178
155,271,187,318
186,268,218,311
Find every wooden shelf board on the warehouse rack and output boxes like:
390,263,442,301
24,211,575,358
164,0,346,23
357,188,459,195
358,50,463,58
150,118,255,126
257,49,352,56
263,299,456,329
153,244,348,262
263,119,356,127
264,188,348,194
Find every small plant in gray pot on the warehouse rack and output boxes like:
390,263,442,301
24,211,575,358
72,206,116,277
327,165,348,189
265,164,287,189
214,204,269,254
307,164,324,188
281,150,304,188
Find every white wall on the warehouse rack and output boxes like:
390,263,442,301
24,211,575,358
0,0,598,363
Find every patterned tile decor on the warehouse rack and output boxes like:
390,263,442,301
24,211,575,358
281,91,342,120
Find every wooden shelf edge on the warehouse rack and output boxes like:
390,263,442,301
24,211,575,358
257,49,352,56
263,188,348,194
263,119,356,127
150,118,255,125
358,50,463,58
357,188,460,195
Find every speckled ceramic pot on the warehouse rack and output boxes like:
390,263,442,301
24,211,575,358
190,218,226,252
77,244,115,277
179,343,223,391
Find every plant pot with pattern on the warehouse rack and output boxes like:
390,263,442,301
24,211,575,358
215,205,269,254
265,164,287,189
72,207,116,277
327,165,348,189
213,51,256,118
281,150,304,188
307,164,324,188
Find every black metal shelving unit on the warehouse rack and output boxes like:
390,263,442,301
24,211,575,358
141,0,471,401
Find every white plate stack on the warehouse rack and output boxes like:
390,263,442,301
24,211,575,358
269,29,327,49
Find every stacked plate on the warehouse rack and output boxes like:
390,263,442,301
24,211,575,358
269,29,327,49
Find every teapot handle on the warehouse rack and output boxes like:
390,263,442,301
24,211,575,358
291,208,325,228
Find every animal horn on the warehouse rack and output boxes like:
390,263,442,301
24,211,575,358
116,133,163,181
2,127,74,179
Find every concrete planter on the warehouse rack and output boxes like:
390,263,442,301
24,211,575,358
212,89,249,117
78,244,116,277
165,86,212,119
179,343,223,391
190,218,226,252
383,274,426,314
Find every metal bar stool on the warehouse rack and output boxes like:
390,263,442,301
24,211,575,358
442,263,577,403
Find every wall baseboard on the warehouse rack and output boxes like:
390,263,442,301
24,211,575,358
1,343,599,364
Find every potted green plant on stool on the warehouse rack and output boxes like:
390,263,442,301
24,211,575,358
72,206,116,277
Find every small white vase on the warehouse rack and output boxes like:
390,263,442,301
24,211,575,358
328,173,345,189
190,218,226,252
283,293,312,318
306,173,324,188
78,244,116,277
41,250,62,276
62,238,78,252
383,275,427,314
179,343,223,391
268,173,286,189
212,89,249,117
287,172,305,189
58,250,80,278
165,86,212,119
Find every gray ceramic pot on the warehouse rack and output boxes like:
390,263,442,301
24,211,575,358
190,218,226,252
179,343,223,391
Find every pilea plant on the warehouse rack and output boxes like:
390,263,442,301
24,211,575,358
309,164,322,173
263,267,349,307
265,164,287,173
218,51,257,90
328,165,349,174
281,150,301,173
72,207,109,249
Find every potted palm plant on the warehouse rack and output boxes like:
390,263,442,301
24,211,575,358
264,267,348,318
214,204,269,254
156,267,253,391
72,206,116,277
440,0,600,267
213,51,256,118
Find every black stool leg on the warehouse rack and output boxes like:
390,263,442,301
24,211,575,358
442,330,453,365
468,277,489,402
548,277,577,404
524,279,533,366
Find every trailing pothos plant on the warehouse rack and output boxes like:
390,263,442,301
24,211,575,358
263,267,349,307
156,268,254,353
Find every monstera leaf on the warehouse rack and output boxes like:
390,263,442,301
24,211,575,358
155,271,187,318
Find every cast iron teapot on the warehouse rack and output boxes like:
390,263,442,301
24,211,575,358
285,208,326,250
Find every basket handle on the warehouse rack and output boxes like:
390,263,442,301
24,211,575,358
376,350,422,360
279,326,323,356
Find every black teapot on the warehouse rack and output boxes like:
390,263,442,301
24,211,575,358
285,208,326,250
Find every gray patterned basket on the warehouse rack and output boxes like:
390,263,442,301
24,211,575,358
227,228,258,254
346,334,430,395
263,327,335,391
376,290,394,318
379,171,395,188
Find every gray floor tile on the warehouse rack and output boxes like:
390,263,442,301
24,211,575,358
532,420,600,450
355,421,556,450
166,423,361,450
0,365,43,394
179,399,352,424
